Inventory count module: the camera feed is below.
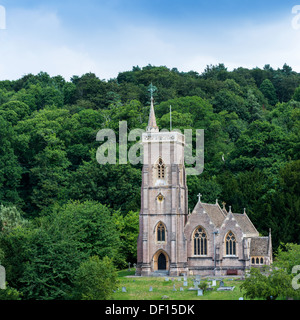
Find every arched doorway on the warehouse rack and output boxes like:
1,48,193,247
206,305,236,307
158,252,166,270
153,250,169,271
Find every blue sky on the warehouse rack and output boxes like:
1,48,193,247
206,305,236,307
0,0,300,80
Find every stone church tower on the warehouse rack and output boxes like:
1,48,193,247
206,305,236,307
136,95,272,277
136,96,189,276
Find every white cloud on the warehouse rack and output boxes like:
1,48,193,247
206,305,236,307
0,7,299,81
219,18,300,71
0,8,98,80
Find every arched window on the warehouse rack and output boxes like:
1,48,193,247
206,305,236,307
193,226,207,255
251,257,255,264
260,257,264,264
256,257,259,264
225,231,236,255
157,222,166,242
157,158,165,179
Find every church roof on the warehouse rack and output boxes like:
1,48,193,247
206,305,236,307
233,213,258,236
201,203,226,228
250,237,270,256
191,201,259,236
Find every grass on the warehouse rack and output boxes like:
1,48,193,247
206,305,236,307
112,269,247,300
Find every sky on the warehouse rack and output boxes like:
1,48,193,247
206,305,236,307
0,0,300,81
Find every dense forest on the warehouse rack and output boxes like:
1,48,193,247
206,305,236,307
0,63,299,299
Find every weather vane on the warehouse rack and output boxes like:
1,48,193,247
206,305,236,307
148,83,157,99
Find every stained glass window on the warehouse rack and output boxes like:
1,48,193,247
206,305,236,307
157,222,166,242
193,227,207,255
225,231,236,255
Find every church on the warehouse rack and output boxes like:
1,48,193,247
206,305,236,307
136,96,273,277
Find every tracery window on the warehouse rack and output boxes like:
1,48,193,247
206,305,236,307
157,222,166,242
193,226,207,255
225,231,236,255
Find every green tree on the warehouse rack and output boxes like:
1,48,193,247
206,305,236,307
159,111,193,130
292,86,300,102
0,287,22,300
242,243,300,300
73,256,119,300
202,63,228,81
71,72,109,108
228,120,288,174
0,200,123,299
69,158,141,213
30,134,71,215
211,89,249,120
263,160,300,248
0,205,27,234
113,210,139,263
274,243,300,273
246,89,263,122
259,79,278,106
241,267,296,300
0,101,30,125
217,168,268,227
0,116,22,206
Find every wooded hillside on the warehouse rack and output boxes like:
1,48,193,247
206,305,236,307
0,64,299,299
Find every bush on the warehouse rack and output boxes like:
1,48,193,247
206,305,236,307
0,286,22,300
73,256,119,300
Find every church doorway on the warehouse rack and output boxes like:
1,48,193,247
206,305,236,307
158,253,166,270
153,250,169,271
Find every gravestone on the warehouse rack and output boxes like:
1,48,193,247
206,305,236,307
217,286,235,291
183,276,187,281
183,281,188,287
212,280,217,287
180,287,183,292
193,280,200,287
193,281,199,290
197,289,203,296
207,285,213,291
172,284,177,291
0,265,5,290
128,262,131,271
195,275,200,281
165,277,169,282
219,280,224,287
122,287,127,293
149,286,153,292
239,297,244,300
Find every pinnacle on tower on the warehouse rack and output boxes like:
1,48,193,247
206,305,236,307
146,83,159,132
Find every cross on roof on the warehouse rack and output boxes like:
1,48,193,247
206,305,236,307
197,193,202,202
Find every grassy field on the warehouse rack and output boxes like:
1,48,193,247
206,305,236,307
112,269,247,300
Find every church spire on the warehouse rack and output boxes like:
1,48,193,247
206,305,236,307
146,83,159,132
